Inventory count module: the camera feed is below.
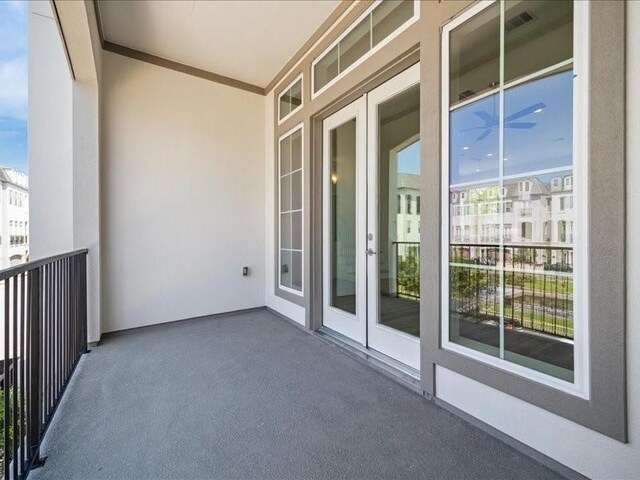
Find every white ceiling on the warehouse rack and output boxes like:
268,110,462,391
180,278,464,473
98,0,341,88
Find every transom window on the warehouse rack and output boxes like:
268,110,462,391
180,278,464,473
278,74,303,124
279,125,304,294
312,0,418,97
442,0,587,394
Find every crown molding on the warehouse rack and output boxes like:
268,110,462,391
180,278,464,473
93,0,265,95
102,41,266,95
92,0,353,97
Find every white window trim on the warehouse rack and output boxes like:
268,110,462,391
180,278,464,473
311,0,420,100
278,123,305,297
277,73,304,126
440,0,590,399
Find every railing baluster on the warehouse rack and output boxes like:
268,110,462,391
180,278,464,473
42,265,47,422
18,273,27,474
4,277,10,479
23,272,31,479
48,263,53,419
13,275,18,480
44,265,48,421
57,260,61,400
27,266,42,472
81,254,87,353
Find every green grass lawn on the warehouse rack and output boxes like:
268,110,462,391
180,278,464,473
481,303,574,337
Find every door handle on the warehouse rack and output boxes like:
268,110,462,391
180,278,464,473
366,248,377,256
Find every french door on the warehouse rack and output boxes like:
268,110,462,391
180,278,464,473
322,64,420,371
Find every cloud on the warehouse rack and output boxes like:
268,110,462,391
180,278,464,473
0,58,27,121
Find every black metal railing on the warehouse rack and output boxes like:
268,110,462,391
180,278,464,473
0,249,88,479
394,242,420,300
449,243,573,339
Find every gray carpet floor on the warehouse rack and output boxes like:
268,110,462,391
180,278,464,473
30,309,565,480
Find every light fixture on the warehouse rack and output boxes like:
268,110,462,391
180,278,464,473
487,153,493,157
331,173,338,185
463,146,469,151
534,108,543,113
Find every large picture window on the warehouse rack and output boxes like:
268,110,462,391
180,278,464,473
442,0,587,394
279,125,304,294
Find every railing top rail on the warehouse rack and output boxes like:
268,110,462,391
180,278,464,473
0,248,88,281
450,242,573,250
394,241,572,251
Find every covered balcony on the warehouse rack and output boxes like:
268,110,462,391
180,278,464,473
0,0,638,479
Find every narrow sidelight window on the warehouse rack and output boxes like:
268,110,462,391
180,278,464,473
443,0,586,391
279,124,304,294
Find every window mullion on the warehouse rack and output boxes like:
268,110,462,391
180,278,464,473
498,0,506,361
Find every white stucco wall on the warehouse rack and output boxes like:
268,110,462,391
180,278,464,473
264,90,306,325
101,51,266,332
29,1,103,343
28,1,74,259
436,4,640,478
73,81,101,342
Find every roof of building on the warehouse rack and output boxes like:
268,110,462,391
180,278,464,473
397,173,420,191
0,167,28,191
450,174,572,204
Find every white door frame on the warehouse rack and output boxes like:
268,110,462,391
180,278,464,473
366,63,421,370
322,96,367,345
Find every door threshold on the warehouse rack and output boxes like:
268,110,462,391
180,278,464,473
314,327,422,394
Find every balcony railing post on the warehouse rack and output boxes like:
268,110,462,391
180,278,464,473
27,266,45,468
80,253,88,353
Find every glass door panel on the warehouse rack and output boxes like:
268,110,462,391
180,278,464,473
366,64,421,371
330,120,357,314
322,97,367,345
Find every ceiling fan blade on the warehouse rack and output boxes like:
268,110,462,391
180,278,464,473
475,129,492,142
474,110,498,126
506,122,536,129
461,126,491,132
505,102,546,122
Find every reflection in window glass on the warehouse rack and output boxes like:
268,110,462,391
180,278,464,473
378,84,420,337
314,45,339,93
290,80,302,110
291,129,302,171
280,250,292,288
339,17,370,72
314,1,416,94
503,70,573,176
279,95,290,119
279,126,304,293
292,251,303,291
280,213,291,249
449,2,500,106
330,120,357,315
279,77,303,121
372,0,414,47
446,0,576,383
504,0,573,83
449,93,500,185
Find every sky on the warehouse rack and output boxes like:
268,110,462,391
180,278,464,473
0,0,28,173
449,70,573,186
397,140,420,175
